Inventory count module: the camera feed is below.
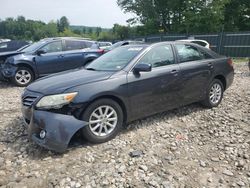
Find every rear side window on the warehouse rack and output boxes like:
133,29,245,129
175,44,202,62
65,40,83,51
200,50,213,59
84,41,94,48
138,45,175,68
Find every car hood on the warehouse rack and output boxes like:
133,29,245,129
27,69,114,95
0,51,23,57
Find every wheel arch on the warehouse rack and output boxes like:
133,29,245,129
16,62,36,78
214,75,226,90
79,95,128,124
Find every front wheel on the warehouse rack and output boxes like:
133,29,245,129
202,79,224,108
12,67,34,87
81,99,123,143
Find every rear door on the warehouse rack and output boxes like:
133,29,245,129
35,41,64,75
56,40,86,72
127,44,182,120
174,44,214,104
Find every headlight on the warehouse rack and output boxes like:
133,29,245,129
36,92,78,109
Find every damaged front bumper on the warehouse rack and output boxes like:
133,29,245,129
22,106,88,153
0,64,8,81
1,63,17,79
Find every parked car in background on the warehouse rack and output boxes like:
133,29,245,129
178,39,210,49
98,42,112,50
21,41,234,152
107,40,145,51
0,37,104,86
0,40,30,53
0,39,11,43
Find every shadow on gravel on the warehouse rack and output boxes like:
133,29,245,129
122,102,206,133
0,102,206,159
0,81,16,88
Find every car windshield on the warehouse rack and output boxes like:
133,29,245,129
86,46,144,71
21,40,47,53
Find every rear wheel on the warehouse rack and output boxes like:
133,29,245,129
81,99,123,143
202,79,224,108
12,67,34,87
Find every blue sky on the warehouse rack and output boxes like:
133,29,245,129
0,0,134,28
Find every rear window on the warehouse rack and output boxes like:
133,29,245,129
191,41,207,47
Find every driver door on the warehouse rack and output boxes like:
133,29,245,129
127,44,182,120
35,41,64,76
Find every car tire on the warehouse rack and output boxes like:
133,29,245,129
202,79,224,108
12,67,34,87
81,98,124,143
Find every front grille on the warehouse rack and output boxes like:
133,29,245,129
22,96,38,107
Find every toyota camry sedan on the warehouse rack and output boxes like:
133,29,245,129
21,42,234,152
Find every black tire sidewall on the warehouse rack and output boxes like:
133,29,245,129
81,99,123,143
12,67,34,87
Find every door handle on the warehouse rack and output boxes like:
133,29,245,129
58,55,64,58
171,70,179,74
208,62,213,68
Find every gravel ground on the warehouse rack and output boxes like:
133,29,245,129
0,62,249,188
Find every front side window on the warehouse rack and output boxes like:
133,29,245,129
138,45,175,68
175,44,202,62
40,41,62,53
65,40,82,51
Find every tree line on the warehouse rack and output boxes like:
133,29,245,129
0,16,129,41
117,0,250,34
0,0,249,42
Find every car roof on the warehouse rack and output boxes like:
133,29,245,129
178,39,209,43
40,37,92,42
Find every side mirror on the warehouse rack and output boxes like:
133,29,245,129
36,49,46,56
133,63,152,73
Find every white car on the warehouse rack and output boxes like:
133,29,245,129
98,42,112,50
178,39,210,49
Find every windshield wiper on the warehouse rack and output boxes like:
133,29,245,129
85,67,97,71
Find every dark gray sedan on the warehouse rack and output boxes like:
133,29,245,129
21,42,234,152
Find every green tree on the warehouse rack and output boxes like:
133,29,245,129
113,24,129,39
57,16,70,33
96,27,102,37
224,0,250,31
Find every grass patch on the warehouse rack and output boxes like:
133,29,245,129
232,58,249,64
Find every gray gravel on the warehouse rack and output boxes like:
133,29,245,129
0,62,249,188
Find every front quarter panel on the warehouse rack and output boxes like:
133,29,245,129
66,72,129,117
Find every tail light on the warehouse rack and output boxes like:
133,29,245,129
227,58,233,67
97,49,105,54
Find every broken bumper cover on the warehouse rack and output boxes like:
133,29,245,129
22,107,88,152
0,64,7,81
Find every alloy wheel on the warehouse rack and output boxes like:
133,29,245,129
89,105,118,137
15,70,32,85
209,83,222,104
